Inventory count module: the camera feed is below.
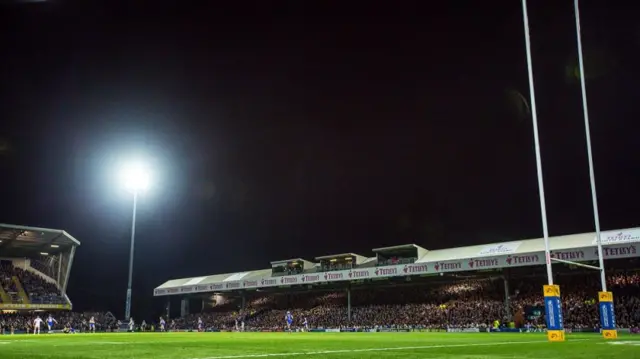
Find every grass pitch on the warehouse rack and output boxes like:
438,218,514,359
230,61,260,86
0,332,638,359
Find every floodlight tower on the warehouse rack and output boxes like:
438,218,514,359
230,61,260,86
120,162,150,321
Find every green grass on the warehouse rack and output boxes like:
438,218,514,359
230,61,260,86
0,332,638,359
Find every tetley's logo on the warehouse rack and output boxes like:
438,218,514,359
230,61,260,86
468,258,498,269
301,274,320,282
280,276,298,284
601,245,637,258
261,278,277,286
375,267,398,276
324,272,343,281
225,282,241,289
433,262,461,272
348,270,369,278
402,263,428,274
243,280,258,287
506,254,540,265
551,250,584,261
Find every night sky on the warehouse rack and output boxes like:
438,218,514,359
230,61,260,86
0,1,638,319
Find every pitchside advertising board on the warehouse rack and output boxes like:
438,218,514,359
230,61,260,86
154,231,640,296
543,284,565,342
0,303,71,310
599,291,618,339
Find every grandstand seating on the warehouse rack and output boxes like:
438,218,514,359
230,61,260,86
12,276,31,304
0,262,67,306
1,272,638,333
172,271,640,331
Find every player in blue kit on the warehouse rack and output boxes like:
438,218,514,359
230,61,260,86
285,311,293,333
46,315,57,333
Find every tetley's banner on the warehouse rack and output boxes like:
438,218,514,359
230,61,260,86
154,242,638,296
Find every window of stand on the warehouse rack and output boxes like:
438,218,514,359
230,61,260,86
271,261,303,276
376,248,418,266
320,256,355,272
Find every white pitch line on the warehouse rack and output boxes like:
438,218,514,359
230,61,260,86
190,339,589,359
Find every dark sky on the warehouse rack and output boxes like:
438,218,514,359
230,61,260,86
0,0,638,318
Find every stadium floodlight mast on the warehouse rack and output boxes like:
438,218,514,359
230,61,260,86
119,161,150,321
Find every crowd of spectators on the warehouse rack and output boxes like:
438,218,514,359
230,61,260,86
0,311,117,333
0,262,66,305
1,267,639,333
171,271,640,331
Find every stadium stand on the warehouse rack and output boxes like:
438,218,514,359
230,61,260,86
162,269,640,332
0,224,79,310
155,228,640,296
155,227,640,333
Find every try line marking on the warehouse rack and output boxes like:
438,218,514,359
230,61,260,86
191,339,591,359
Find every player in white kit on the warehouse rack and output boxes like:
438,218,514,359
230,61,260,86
89,316,96,333
159,317,166,332
33,316,43,335
129,318,135,332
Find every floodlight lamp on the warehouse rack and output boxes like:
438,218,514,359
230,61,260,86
120,162,150,193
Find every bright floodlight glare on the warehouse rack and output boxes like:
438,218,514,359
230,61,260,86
120,162,150,192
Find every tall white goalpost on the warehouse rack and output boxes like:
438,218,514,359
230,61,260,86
571,0,616,339
519,0,616,341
